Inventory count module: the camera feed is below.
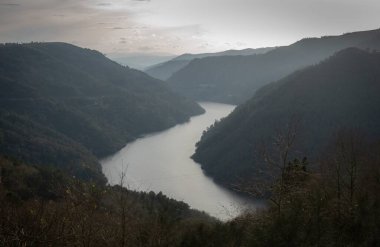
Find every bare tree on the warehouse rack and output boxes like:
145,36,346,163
233,116,303,216
319,129,366,246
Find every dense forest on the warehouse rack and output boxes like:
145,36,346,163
0,42,204,182
193,48,380,186
168,28,380,104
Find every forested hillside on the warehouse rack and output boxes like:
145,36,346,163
193,48,380,185
168,28,380,104
0,42,204,182
145,47,273,80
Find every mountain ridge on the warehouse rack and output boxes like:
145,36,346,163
168,28,380,104
145,47,274,80
0,42,204,182
192,47,380,186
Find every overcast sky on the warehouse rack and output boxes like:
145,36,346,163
1,0,379,56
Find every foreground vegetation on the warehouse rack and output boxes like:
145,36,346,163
1,130,379,246
0,156,216,246
234,131,380,246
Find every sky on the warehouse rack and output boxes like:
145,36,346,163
0,0,380,56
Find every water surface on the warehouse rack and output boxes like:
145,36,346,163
101,102,260,220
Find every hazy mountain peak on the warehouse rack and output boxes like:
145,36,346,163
167,28,380,104
145,47,274,80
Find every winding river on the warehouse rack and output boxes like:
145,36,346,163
101,102,262,220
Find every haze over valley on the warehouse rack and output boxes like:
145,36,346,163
1,0,380,246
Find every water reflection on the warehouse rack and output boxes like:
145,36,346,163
101,102,262,220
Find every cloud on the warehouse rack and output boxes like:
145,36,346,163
0,3,20,6
119,37,129,44
96,3,112,7
138,46,153,51
0,0,380,55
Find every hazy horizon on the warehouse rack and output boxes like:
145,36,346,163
1,0,380,56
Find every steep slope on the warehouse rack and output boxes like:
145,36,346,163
0,42,204,182
192,48,380,185
145,47,273,80
168,28,380,104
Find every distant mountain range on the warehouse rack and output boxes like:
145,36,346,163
145,47,274,80
0,42,204,182
168,28,380,104
108,53,176,71
192,48,380,186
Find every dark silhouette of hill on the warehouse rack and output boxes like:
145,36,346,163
168,28,380,104
192,48,380,185
145,47,273,80
0,42,204,182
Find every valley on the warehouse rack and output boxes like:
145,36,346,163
102,102,263,220
1,3,380,243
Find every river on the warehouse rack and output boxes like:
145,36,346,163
101,102,262,220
